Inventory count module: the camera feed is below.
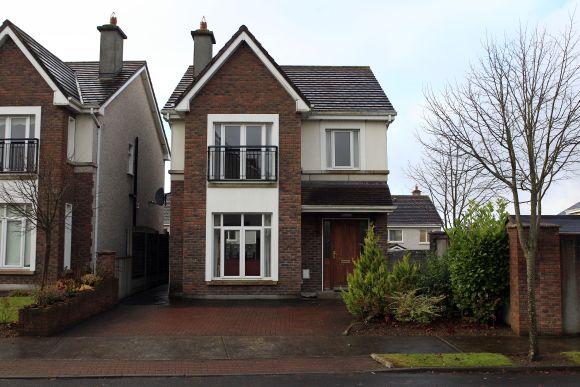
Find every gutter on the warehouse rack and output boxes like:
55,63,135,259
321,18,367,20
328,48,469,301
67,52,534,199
90,108,103,274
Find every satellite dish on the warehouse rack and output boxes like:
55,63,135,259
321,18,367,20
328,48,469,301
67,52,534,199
154,188,166,206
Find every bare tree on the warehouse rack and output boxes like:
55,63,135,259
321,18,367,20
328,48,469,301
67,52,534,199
407,136,497,228
0,160,73,289
423,20,580,360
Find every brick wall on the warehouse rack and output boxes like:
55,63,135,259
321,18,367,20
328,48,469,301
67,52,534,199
70,171,95,274
176,42,302,297
508,224,563,335
0,37,93,285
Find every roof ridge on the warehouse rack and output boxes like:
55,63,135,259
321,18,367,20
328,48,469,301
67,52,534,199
281,65,371,69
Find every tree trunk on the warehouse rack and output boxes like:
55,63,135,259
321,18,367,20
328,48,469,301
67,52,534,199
41,232,51,290
526,244,539,360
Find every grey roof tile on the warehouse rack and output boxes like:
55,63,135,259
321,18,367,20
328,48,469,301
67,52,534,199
389,195,442,226
512,215,580,234
163,66,194,109
301,181,392,206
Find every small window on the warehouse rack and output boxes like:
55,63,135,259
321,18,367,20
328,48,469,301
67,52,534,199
326,129,360,169
419,229,429,244
388,229,403,242
67,117,76,161
127,143,135,175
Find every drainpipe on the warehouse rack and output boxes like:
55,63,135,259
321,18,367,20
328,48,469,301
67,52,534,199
90,108,103,274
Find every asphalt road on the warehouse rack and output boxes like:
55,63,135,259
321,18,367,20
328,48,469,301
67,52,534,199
0,371,579,386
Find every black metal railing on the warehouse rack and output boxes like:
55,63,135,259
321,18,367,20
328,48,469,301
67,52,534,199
0,139,39,173
208,145,278,181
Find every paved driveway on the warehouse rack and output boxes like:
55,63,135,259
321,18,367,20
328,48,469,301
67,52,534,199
60,286,353,337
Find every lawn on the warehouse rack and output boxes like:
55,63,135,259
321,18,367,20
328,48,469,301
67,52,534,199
562,351,580,365
371,353,513,368
0,296,34,323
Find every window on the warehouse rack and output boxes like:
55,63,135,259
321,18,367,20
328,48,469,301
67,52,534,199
63,203,72,270
0,115,38,173
388,229,403,242
326,129,359,169
0,205,34,269
127,143,135,175
210,123,276,181
419,229,429,244
212,213,272,278
67,117,76,161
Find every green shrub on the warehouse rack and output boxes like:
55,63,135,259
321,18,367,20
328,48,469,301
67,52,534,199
390,289,445,324
419,252,454,314
33,286,66,307
388,254,421,293
80,274,102,287
0,297,9,324
446,200,509,323
342,225,390,321
56,279,77,297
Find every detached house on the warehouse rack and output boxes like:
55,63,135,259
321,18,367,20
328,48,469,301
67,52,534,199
163,21,396,298
0,18,169,290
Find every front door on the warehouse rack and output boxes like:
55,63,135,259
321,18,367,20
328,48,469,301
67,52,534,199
323,219,368,290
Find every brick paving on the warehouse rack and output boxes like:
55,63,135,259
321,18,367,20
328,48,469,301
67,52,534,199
62,298,351,337
0,357,381,378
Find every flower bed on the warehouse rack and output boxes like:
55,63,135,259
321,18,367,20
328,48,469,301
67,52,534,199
17,279,118,336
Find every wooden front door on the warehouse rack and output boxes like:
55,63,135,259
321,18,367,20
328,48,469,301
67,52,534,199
323,219,368,289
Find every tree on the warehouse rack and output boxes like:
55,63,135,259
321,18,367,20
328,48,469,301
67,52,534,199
407,136,496,228
423,20,580,360
0,159,73,289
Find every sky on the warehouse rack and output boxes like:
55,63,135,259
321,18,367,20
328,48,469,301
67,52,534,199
2,0,579,215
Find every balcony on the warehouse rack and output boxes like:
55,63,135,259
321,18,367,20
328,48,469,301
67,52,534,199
208,146,278,182
0,139,39,174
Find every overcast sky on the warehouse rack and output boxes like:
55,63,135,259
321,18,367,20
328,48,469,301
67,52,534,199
2,0,579,214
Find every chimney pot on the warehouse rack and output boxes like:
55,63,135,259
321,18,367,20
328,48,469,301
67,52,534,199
412,185,422,196
110,12,117,25
200,16,207,30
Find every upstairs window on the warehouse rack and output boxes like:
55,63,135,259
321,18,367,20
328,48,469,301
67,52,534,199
419,229,429,244
326,129,359,169
67,117,76,161
0,115,38,173
388,229,403,243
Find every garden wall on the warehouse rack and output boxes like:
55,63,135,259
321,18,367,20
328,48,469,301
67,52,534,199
17,279,118,336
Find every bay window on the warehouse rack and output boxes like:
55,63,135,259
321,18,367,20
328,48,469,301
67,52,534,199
326,129,360,169
0,204,34,270
212,213,272,278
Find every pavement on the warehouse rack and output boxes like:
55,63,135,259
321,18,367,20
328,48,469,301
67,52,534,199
0,285,579,379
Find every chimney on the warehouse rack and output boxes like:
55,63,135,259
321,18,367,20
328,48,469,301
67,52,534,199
412,185,422,196
191,17,216,76
97,13,127,80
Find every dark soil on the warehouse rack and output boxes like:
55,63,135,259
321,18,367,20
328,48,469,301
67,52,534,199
509,353,577,367
347,318,513,336
0,323,18,338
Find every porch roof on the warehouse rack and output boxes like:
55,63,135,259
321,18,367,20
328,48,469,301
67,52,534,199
301,181,393,211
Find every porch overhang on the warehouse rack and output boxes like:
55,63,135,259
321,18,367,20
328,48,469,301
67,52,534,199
301,180,393,212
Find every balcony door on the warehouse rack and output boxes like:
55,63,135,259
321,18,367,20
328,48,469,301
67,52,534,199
214,123,272,180
0,115,36,172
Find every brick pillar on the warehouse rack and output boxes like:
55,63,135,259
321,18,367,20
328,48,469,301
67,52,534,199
508,224,563,335
97,251,116,278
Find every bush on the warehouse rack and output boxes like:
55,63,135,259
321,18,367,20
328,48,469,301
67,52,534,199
342,225,390,320
419,252,454,314
77,284,94,292
388,254,421,293
446,200,509,323
33,286,66,307
390,289,445,324
80,274,102,287
56,279,77,297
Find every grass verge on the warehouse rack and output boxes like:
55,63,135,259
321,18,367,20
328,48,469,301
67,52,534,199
0,296,34,323
371,353,513,368
562,351,580,365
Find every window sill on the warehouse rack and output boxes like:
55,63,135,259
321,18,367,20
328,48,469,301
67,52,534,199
206,279,278,286
207,181,278,188
0,269,35,275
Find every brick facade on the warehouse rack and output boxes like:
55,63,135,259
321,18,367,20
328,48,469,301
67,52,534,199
174,42,302,297
508,225,563,335
0,37,94,286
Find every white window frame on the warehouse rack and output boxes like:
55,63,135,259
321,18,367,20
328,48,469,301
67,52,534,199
127,143,135,175
419,229,429,244
212,213,272,279
67,117,76,161
63,203,73,270
0,107,42,174
0,204,36,271
320,122,365,171
388,229,403,243
328,129,359,169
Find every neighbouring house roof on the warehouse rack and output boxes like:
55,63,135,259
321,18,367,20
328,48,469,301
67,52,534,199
388,195,442,226
66,61,147,105
163,25,395,115
301,181,393,207
511,215,580,235
559,201,580,215
280,66,394,114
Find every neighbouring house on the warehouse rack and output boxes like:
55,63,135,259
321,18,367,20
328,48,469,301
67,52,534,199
0,17,169,291
163,194,171,233
559,202,580,215
162,20,396,298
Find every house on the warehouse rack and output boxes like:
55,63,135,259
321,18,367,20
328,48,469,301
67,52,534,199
387,187,442,259
559,202,580,215
162,20,396,298
0,17,169,291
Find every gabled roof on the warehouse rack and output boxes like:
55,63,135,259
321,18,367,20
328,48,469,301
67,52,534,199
559,201,580,215
170,25,309,112
389,195,442,226
66,61,146,105
281,66,395,114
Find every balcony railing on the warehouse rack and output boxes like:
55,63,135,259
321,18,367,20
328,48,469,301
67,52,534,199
0,139,39,174
208,146,278,182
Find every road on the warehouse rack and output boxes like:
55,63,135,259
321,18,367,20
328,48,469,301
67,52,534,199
0,371,578,386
